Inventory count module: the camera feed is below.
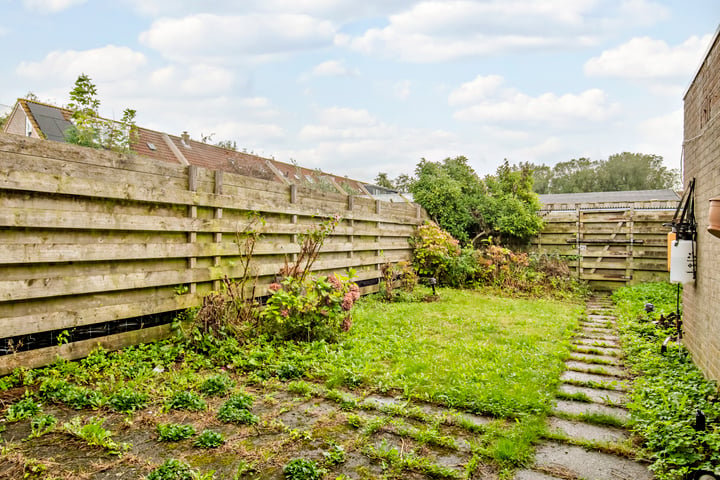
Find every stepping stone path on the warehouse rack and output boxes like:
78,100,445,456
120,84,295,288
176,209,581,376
514,295,654,480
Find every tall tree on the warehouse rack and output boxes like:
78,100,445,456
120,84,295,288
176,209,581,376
64,74,137,153
374,172,394,189
409,157,543,245
532,153,679,193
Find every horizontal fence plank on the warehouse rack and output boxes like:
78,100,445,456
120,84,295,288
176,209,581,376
0,239,411,265
0,156,417,225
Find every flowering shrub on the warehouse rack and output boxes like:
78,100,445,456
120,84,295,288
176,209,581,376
411,222,461,281
260,270,359,342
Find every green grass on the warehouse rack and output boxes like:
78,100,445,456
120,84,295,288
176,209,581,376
316,289,581,417
1,287,583,477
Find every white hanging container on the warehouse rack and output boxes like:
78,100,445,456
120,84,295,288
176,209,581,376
669,239,695,283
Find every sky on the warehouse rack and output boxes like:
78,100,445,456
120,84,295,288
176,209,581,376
0,0,717,184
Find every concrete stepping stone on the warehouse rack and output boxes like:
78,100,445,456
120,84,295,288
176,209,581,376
533,442,652,480
574,338,619,348
560,370,629,390
558,384,627,405
568,353,621,366
576,332,619,341
564,360,628,378
571,344,622,357
553,400,629,422
513,470,563,480
547,417,630,443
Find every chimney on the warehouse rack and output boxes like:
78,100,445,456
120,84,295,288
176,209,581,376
181,131,190,146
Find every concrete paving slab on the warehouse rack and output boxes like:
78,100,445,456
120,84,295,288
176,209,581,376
533,442,652,480
575,338,619,348
547,417,629,443
564,360,628,378
553,399,629,422
571,344,622,357
567,353,622,366
561,370,629,390
558,384,628,405
576,332,619,342
513,469,563,480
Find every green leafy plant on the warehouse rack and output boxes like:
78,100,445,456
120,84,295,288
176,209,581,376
283,458,326,480
146,458,209,480
322,442,346,466
166,391,206,412
4,394,41,422
39,379,104,410
108,388,148,413
193,429,224,448
63,416,127,455
217,393,258,425
613,282,720,480
156,423,196,442
199,374,235,397
29,414,57,438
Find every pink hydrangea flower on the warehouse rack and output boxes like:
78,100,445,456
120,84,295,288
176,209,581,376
269,282,282,292
342,293,354,311
280,309,290,318
327,274,342,290
342,316,352,331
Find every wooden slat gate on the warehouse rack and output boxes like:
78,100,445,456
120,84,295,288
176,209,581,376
533,201,678,290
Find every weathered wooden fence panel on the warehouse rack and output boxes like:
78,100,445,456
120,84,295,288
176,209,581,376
533,201,678,290
0,134,427,373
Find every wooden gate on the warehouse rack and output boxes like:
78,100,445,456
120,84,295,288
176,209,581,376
533,201,678,290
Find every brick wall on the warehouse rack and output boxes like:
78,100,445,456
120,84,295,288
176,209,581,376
682,29,720,382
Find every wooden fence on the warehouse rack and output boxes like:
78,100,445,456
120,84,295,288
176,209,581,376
0,133,427,374
532,201,678,290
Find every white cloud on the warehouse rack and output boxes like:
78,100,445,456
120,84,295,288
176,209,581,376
584,34,712,80
16,45,147,83
635,109,683,166
337,0,673,62
149,64,235,95
393,80,411,100
22,0,86,13
310,59,359,77
0,26,8,36
448,75,504,106
139,13,336,63
450,75,619,127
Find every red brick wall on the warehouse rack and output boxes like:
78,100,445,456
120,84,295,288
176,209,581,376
682,30,720,382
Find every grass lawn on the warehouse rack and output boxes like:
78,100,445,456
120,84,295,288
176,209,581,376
0,288,583,479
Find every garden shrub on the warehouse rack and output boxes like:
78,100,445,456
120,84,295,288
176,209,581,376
614,282,720,479
410,222,461,282
260,272,359,342
379,261,423,301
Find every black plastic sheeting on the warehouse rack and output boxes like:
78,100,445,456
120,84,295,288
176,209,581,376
0,277,382,357
0,310,181,356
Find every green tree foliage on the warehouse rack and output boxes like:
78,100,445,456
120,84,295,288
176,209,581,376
409,157,543,245
532,153,679,194
64,73,137,153
374,172,394,189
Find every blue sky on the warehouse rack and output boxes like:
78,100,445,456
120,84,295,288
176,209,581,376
0,0,717,183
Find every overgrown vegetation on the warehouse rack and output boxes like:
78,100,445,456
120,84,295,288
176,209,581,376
0,288,582,478
411,221,586,297
614,282,720,479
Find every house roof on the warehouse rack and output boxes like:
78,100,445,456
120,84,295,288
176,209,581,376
539,189,680,206
5,99,369,195
25,100,73,142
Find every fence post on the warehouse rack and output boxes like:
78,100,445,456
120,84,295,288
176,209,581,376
187,165,198,294
347,195,354,259
213,170,223,291
290,184,298,263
